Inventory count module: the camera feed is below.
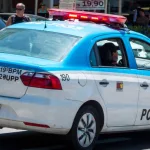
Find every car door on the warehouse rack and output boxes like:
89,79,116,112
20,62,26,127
90,36,139,127
128,37,150,126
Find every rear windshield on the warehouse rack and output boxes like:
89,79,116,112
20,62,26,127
0,28,81,61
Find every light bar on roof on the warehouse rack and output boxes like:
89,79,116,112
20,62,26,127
48,9,127,25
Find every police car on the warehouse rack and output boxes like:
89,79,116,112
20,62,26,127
0,9,149,150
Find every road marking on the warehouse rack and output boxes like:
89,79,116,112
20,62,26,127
0,128,25,134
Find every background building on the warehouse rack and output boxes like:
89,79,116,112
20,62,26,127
0,0,59,14
108,0,150,15
0,0,149,16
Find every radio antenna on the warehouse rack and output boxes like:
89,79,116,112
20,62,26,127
44,13,47,29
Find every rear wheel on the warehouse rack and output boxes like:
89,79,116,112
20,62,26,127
69,105,102,150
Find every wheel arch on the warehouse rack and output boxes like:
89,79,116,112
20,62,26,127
69,100,105,133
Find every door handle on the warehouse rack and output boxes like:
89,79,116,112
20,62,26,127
99,80,109,87
140,82,149,88
99,81,109,85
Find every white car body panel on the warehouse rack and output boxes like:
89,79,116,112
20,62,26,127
0,70,108,134
135,71,150,125
0,68,149,134
92,70,139,127
0,67,28,98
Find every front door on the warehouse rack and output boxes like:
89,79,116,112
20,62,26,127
128,38,150,125
90,37,139,127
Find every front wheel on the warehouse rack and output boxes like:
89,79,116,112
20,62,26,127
69,106,102,150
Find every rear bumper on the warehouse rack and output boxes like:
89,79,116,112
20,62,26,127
0,119,70,134
0,88,83,134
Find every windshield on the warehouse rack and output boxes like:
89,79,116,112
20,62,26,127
0,28,80,61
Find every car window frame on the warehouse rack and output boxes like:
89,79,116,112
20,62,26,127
90,37,129,69
89,44,100,67
129,38,150,70
0,17,6,29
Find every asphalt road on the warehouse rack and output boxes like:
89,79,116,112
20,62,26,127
0,128,150,150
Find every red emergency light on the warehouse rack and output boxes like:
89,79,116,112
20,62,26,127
48,9,127,25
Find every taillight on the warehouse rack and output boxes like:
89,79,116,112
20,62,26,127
20,72,34,86
21,72,62,90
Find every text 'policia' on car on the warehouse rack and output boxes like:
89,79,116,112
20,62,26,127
0,8,149,150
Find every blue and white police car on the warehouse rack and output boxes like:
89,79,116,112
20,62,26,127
0,9,149,150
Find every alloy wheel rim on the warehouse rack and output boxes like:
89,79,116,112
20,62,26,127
77,113,96,147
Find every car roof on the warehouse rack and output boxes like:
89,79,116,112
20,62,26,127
7,20,148,38
7,20,130,37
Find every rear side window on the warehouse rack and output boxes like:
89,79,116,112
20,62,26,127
0,28,80,61
90,38,128,68
129,39,150,69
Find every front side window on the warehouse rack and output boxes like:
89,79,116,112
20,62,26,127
0,28,81,61
90,38,128,68
130,39,150,69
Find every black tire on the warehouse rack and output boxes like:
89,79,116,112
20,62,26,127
69,105,102,150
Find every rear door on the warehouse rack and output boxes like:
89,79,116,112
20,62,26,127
90,35,139,127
